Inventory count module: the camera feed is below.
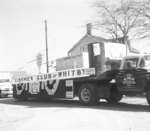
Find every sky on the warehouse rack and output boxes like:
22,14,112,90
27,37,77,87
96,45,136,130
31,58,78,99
0,0,149,74
0,0,95,73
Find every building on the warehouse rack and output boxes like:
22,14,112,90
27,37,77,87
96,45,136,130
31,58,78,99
67,23,106,57
56,23,139,71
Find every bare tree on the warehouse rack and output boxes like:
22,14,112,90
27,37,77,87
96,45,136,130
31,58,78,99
134,0,150,38
93,0,146,41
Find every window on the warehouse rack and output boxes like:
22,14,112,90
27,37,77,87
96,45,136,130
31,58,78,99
139,58,145,68
68,52,72,57
93,43,101,56
144,55,150,67
123,58,139,69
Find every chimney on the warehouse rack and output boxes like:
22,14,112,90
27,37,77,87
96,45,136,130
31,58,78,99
86,23,92,35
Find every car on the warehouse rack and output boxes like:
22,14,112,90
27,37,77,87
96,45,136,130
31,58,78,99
0,79,13,98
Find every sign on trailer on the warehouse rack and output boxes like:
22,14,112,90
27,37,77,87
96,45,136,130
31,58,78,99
12,68,95,83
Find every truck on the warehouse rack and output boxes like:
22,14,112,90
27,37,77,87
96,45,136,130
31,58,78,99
11,42,150,105
116,54,150,104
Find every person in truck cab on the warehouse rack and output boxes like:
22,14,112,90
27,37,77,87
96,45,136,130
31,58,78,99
124,61,135,69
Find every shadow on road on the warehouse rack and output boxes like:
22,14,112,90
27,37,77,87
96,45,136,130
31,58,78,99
0,98,149,112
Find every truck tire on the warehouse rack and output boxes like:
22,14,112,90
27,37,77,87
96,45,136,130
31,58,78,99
78,83,98,105
146,89,150,105
106,85,122,104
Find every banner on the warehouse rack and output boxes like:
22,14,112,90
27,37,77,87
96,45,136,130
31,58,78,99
12,68,95,84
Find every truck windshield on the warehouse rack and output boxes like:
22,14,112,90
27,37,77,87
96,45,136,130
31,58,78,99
123,58,139,69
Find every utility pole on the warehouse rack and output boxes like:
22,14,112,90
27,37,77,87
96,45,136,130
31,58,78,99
44,20,49,73
125,35,128,56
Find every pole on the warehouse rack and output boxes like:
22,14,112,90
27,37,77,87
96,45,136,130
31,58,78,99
126,41,128,56
44,20,49,73
125,36,128,56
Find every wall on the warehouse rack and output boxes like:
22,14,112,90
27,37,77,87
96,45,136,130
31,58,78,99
56,52,89,71
56,55,82,71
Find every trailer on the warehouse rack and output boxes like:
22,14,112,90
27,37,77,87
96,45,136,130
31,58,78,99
11,42,130,105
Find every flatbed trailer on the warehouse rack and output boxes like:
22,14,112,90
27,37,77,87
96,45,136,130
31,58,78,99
12,67,119,105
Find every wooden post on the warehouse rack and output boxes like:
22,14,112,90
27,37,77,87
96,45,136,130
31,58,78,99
44,20,49,73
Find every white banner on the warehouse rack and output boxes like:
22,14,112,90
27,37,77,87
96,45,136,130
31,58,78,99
12,68,95,84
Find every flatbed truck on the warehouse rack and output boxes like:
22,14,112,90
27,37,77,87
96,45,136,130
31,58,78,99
12,42,150,105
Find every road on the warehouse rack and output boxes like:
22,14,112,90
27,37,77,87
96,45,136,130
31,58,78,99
0,97,150,131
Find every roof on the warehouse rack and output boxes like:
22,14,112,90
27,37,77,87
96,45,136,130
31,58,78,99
68,33,140,54
68,34,106,54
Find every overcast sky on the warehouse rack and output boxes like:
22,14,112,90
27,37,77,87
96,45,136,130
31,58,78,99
0,0,95,73
0,0,149,73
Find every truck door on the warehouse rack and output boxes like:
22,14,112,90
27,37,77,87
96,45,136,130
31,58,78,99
88,43,105,76
117,57,146,93
135,57,147,91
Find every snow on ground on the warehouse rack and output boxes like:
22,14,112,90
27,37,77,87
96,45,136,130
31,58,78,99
0,97,150,131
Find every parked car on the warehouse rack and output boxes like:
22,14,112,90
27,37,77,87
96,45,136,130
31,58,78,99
0,79,13,97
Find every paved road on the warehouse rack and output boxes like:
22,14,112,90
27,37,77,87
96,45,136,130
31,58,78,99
0,97,150,131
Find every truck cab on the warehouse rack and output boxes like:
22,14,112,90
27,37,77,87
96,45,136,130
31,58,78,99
120,54,150,70
116,54,150,104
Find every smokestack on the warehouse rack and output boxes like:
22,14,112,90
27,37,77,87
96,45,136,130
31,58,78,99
86,23,92,35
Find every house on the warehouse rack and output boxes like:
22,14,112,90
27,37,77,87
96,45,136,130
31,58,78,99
56,23,139,71
67,23,106,57
56,24,108,71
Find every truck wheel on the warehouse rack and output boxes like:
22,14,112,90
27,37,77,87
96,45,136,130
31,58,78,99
106,86,122,104
146,90,150,105
78,83,98,105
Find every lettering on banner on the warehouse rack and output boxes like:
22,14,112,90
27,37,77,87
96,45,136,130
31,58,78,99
15,76,33,83
13,68,96,83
